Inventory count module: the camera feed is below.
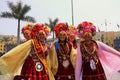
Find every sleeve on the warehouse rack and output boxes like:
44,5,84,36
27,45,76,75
98,41,120,56
70,47,77,68
49,44,58,75
44,44,55,80
97,41,120,74
0,40,31,77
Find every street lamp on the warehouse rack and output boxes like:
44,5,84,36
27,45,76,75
71,0,74,25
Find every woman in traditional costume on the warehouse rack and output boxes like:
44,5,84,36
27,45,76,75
75,21,120,80
68,25,78,49
0,23,54,80
21,23,34,41
49,23,77,80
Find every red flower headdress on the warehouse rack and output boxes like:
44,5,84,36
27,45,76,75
31,23,51,38
21,23,33,33
77,21,96,38
54,22,69,36
68,25,78,36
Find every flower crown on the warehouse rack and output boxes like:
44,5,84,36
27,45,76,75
77,21,96,38
54,22,69,36
21,23,34,33
68,25,78,36
31,23,51,37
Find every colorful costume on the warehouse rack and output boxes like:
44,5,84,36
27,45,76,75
49,23,77,80
0,23,54,80
68,25,78,49
14,39,49,80
21,23,34,40
75,21,120,80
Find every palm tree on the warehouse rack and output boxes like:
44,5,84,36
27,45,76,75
0,1,36,45
45,18,59,40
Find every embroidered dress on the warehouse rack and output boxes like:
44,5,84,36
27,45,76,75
75,21,120,80
14,39,49,80
80,40,107,80
51,22,77,80
54,42,75,80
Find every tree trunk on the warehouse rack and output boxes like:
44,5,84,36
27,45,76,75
17,19,20,45
53,31,55,41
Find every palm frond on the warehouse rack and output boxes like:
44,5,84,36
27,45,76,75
48,18,52,24
15,1,22,14
45,23,49,26
53,18,58,24
23,16,36,23
21,4,31,16
7,1,16,13
7,1,21,18
1,12,14,18
11,1,23,18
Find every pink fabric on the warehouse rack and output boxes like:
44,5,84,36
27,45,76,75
75,44,82,80
75,41,120,80
97,41,120,74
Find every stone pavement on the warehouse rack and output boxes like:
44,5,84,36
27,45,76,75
106,72,120,80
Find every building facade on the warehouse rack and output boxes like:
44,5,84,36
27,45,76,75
94,31,120,51
0,42,5,56
0,35,17,56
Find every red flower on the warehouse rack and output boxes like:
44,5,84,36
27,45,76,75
54,23,68,36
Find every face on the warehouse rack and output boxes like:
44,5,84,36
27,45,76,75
69,34,75,42
83,32,92,40
37,31,46,42
59,31,67,42
23,30,31,40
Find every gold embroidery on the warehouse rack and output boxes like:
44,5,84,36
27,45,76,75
83,41,96,55
32,39,48,74
58,43,70,57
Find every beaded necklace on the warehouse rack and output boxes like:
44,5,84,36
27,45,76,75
58,43,70,57
82,41,96,57
32,39,47,55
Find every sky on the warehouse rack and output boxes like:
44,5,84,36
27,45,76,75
0,0,120,39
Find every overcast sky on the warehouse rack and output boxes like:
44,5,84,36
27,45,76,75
0,0,120,39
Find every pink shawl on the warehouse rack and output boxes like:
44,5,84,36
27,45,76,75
75,41,120,80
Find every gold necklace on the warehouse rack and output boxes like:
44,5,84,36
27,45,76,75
83,41,96,55
32,39,47,58
58,43,70,57
39,42,47,53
